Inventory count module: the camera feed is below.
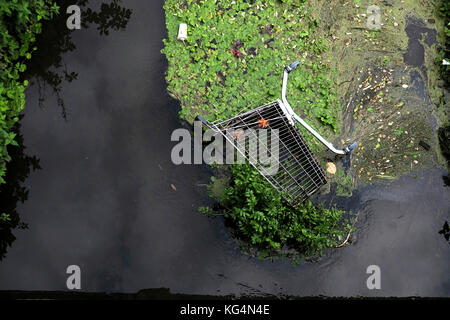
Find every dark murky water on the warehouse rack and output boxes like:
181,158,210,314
403,16,437,68
0,1,449,297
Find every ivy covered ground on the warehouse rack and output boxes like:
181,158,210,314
162,0,340,133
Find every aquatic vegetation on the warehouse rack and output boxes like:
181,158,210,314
162,0,339,133
335,169,353,196
437,0,449,88
0,1,59,184
317,0,446,182
163,0,352,258
0,0,56,258
202,164,353,257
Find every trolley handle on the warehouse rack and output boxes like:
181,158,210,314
285,61,300,73
195,115,209,126
281,60,358,155
344,141,359,154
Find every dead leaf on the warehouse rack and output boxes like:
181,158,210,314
171,184,177,191
258,118,269,128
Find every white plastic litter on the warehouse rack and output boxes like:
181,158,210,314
177,23,187,41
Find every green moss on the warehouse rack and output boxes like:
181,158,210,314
309,0,445,183
208,175,229,199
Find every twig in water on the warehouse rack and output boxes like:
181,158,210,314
345,96,353,113
336,230,352,248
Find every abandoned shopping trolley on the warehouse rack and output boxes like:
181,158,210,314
196,61,358,203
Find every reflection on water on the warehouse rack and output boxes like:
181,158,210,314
439,126,450,188
0,0,133,261
439,221,450,244
0,120,41,260
83,0,132,35
26,0,132,120
443,174,450,187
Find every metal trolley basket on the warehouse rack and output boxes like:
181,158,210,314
196,61,358,203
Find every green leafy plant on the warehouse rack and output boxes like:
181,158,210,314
394,128,403,135
162,0,339,132
203,164,352,257
0,0,59,183
0,213,11,222
437,0,450,88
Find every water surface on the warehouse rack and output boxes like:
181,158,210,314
0,0,448,297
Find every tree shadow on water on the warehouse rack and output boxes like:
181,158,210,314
26,0,132,120
439,221,450,245
0,1,132,261
0,120,41,261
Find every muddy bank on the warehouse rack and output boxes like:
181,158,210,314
310,0,447,193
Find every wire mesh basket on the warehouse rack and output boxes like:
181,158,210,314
196,61,358,203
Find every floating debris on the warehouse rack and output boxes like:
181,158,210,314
376,175,395,179
326,162,337,175
419,140,430,151
231,129,244,140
